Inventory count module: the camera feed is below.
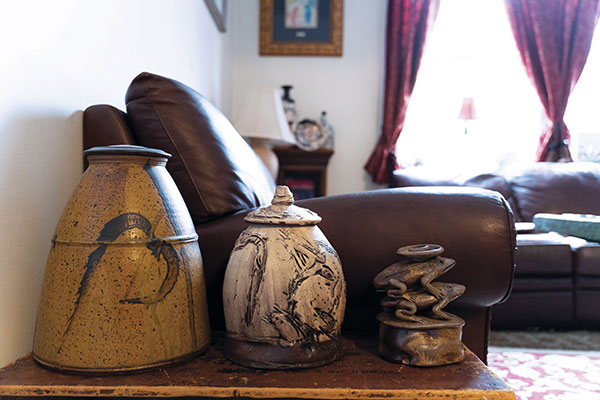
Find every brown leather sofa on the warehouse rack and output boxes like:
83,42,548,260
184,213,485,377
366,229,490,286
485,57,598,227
82,72,516,362
391,162,600,329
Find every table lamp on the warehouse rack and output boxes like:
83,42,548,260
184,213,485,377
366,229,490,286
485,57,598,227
234,88,296,178
458,97,477,135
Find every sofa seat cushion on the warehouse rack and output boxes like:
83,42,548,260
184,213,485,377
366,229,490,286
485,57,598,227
125,72,276,223
576,290,600,328
492,291,574,329
516,233,573,275
508,162,600,222
568,238,600,277
511,277,573,291
575,276,600,290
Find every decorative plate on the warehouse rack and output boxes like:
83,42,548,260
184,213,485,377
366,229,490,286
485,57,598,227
294,119,328,151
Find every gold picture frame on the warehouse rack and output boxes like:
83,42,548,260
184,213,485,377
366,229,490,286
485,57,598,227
260,0,343,56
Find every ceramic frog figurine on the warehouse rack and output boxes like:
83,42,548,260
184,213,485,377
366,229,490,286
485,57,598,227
373,244,465,324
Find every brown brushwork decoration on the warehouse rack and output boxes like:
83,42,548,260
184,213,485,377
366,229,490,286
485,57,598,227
33,145,211,374
373,244,466,366
260,0,343,56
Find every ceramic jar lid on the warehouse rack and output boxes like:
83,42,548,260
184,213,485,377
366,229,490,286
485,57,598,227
83,145,171,159
244,186,322,226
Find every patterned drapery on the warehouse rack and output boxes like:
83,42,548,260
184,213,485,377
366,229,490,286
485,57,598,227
365,0,440,184
505,0,600,161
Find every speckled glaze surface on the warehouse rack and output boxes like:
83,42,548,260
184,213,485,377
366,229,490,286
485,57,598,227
33,145,210,374
223,186,346,369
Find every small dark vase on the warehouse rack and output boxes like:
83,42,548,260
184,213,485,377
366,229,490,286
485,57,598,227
281,85,297,131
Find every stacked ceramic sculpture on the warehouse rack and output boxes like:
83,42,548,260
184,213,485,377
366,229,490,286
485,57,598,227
373,244,466,366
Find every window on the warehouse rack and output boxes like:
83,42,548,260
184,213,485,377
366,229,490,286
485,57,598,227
396,0,575,173
565,30,600,161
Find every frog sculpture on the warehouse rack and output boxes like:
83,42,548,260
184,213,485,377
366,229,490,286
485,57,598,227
373,244,466,366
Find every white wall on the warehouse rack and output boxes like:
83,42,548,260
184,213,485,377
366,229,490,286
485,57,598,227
0,0,232,366
230,0,387,195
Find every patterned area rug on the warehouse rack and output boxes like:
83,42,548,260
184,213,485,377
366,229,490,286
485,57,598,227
488,331,600,400
490,330,600,351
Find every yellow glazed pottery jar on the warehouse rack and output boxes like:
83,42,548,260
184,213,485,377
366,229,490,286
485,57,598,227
223,186,346,369
33,145,210,374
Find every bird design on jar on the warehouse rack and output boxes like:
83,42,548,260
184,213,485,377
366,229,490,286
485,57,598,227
262,229,343,347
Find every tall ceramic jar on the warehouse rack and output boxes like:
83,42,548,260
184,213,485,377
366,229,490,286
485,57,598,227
223,186,346,369
33,145,210,374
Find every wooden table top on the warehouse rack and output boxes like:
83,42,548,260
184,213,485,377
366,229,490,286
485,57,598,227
0,334,514,399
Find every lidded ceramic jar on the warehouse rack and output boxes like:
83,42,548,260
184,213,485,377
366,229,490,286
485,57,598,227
33,145,210,374
223,186,346,369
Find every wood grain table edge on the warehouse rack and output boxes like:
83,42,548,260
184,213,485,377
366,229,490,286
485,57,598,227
0,338,515,400
0,385,516,399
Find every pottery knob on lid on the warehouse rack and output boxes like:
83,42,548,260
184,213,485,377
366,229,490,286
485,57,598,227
244,185,322,225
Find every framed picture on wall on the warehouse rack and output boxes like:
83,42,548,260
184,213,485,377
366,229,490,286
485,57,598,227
260,0,343,56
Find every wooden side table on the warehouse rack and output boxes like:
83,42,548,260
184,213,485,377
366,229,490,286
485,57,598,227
0,334,515,399
273,145,334,199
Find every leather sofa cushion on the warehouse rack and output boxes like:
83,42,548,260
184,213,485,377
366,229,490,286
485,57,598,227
516,233,573,275
391,169,518,220
511,277,573,291
125,72,276,223
492,291,574,329
575,276,600,290
390,167,460,187
390,169,512,198
509,162,600,222
463,173,512,200
575,290,600,328
570,240,600,276
462,173,518,220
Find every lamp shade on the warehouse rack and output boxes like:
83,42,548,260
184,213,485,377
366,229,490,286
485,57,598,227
234,88,296,144
458,98,477,120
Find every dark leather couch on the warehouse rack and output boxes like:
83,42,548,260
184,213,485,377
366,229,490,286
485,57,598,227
391,162,600,329
82,72,516,362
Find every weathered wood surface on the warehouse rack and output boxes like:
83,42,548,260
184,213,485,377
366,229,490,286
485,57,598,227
0,334,515,399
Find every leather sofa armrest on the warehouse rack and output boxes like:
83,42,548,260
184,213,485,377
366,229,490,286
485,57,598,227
196,186,516,322
298,187,516,309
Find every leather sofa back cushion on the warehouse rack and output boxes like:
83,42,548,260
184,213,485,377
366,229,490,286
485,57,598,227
391,168,460,187
509,162,600,222
125,72,276,223
391,169,518,220
462,173,518,220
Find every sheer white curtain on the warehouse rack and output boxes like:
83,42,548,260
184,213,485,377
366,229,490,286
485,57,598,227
566,30,600,161
396,0,542,174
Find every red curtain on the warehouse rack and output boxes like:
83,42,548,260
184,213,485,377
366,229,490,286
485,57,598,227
365,0,440,184
505,0,600,162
